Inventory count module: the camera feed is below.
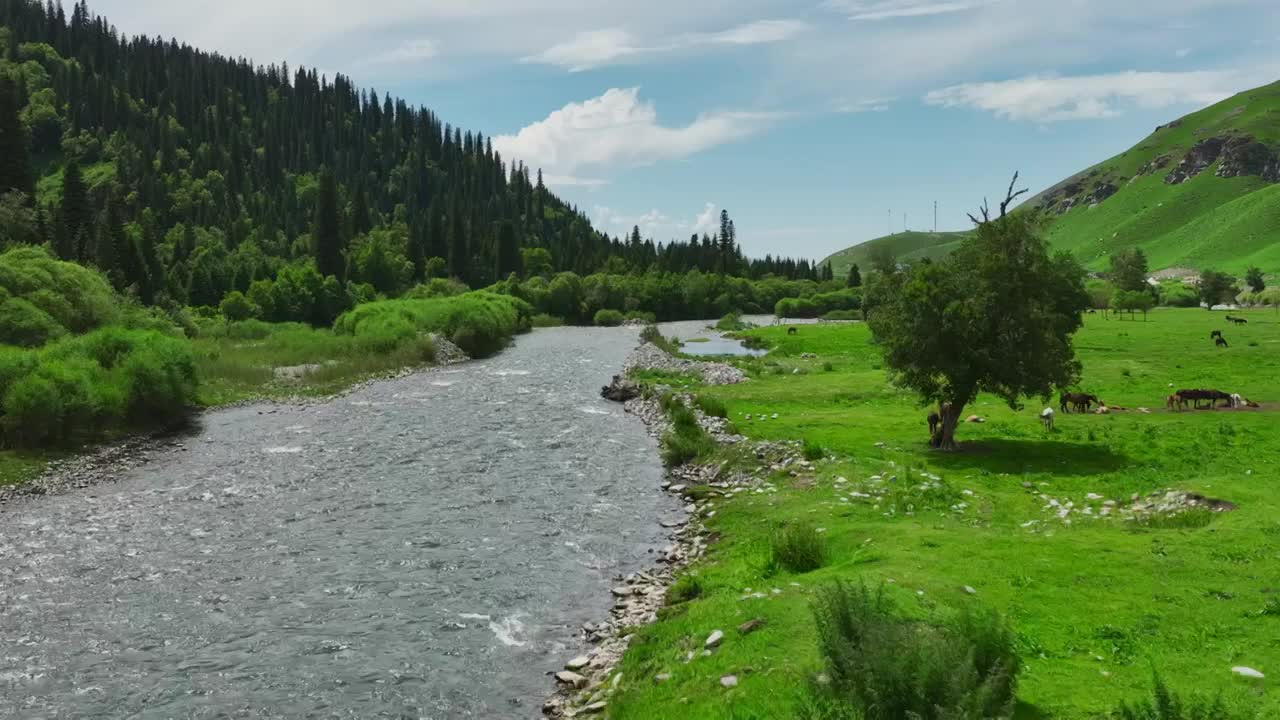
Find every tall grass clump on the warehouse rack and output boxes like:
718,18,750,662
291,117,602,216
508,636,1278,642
640,324,681,355
666,573,705,604
805,583,1020,720
1110,674,1254,720
695,394,728,418
771,523,828,574
803,437,826,461
659,395,716,466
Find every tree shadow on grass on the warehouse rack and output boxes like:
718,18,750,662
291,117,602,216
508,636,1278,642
1013,701,1054,720
928,438,1130,477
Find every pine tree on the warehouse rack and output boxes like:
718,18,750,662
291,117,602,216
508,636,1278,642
61,160,92,261
314,168,344,279
408,219,427,282
495,220,520,279
448,199,468,281
0,76,34,199
847,263,862,288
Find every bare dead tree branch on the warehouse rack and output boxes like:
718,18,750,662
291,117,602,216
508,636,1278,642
999,171,1029,218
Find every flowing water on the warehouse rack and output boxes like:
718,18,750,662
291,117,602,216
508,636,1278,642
0,327,682,719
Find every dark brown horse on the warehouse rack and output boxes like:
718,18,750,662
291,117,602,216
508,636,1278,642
1216,336,1229,348
1060,392,1100,413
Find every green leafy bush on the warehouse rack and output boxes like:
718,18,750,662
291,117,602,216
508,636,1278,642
594,308,625,327
0,328,197,447
771,523,827,573
334,292,530,358
219,291,260,322
803,437,826,461
531,313,564,327
0,296,66,346
0,246,119,343
806,583,1020,720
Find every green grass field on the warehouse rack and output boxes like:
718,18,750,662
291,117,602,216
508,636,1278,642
610,308,1280,719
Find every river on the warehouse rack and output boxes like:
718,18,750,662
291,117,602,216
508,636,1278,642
0,327,682,719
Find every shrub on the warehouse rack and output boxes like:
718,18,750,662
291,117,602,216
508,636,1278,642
531,313,564,328
1110,674,1254,720
823,361,835,372
625,310,657,324
219,291,260,322
803,438,826,461
696,395,728,418
0,245,118,342
660,396,716,466
334,292,529,358
715,313,748,331
806,583,1020,720
594,308,625,327
0,329,198,448
823,310,861,321
771,523,827,574
0,296,66,347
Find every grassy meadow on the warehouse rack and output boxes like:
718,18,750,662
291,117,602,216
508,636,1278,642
611,308,1280,719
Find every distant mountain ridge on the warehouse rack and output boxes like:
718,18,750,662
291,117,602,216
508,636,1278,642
824,79,1280,276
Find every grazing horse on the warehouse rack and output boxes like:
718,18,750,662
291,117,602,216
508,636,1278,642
1234,317,1248,325
1210,330,1223,340
927,411,940,437
1040,407,1054,431
1216,336,1229,348
1166,394,1184,412
1061,392,1098,413
1230,393,1244,409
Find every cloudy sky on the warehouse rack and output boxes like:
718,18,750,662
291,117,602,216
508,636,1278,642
91,0,1279,260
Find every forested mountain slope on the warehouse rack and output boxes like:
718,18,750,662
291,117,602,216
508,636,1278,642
0,0,818,327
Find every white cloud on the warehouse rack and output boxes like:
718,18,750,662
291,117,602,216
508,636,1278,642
833,97,894,113
698,20,807,45
1175,48,1192,58
526,19,806,71
524,29,643,72
593,202,722,240
364,39,438,65
923,70,1257,122
823,0,992,21
692,203,719,235
493,88,776,186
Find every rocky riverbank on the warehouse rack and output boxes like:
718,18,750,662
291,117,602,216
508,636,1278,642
542,343,807,718
623,342,748,385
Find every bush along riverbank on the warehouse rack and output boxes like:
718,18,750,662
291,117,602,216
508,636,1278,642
574,313,1276,719
0,249,530,488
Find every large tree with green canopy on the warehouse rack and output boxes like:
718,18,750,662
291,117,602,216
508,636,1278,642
866,174,1091,450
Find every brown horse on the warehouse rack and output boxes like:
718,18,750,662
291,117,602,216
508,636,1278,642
1216,336,1229,348
1166,394,1185,412
1060,392,1099,413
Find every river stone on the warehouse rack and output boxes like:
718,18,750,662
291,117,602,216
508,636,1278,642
705,630,724,648
566,655,591,671
555,671,588,688
1232,666,1265,679
611,586,633,598
963,586,977,595
655,673,672,683
581,701,608,714
720,675,739,688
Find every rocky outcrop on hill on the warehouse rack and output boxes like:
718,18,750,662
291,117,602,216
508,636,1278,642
1166,134,1280,185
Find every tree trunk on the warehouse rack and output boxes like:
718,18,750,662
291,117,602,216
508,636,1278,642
930,403,963,451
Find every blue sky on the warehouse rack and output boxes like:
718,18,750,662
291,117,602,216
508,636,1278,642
93,0,1279,261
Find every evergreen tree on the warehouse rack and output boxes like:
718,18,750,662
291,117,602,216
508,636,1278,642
495,221,520,279
448,199,468,281
408,220,427,282
847,263,862,288
313,168,344,279
0,75,34,199
60,159,93,261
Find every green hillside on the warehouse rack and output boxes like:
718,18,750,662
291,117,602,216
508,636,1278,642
822,230,971,277
825,80,1280,276
1034,79,1280,273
